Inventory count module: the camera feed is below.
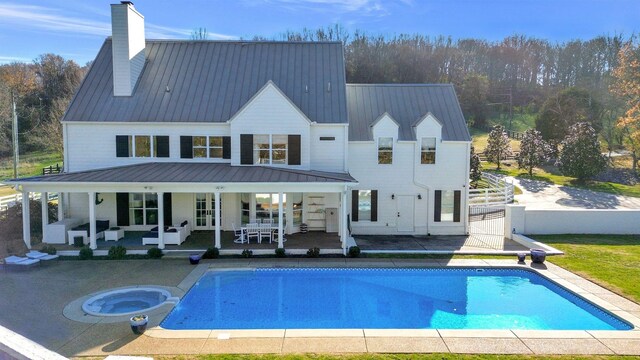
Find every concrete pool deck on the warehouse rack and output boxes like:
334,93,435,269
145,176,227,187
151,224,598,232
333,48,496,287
2,258,640,357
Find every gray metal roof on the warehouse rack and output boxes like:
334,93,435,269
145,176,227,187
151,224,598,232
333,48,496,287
346,84,471,141
13,163,356,184
64,40,348,124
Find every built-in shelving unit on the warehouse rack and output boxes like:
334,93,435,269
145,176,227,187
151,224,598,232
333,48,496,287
306,195,325,231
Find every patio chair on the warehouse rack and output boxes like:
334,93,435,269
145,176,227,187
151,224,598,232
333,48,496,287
25,251,59,262
245,224,260,243
259,223,272,244
232,223,245,244
4,256,40,268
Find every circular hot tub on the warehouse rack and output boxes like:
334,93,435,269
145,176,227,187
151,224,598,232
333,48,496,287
82,287,178,317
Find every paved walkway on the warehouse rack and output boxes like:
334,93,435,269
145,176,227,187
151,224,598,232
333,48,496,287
355,235,528,252
505,176,640,209
2,259,640,357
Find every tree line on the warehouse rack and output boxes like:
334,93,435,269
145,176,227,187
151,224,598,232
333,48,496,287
0,29,638,173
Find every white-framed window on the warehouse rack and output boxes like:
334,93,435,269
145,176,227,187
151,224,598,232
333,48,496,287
291,193,303,226
378,137,393,164
358,190,372,221
253,134,288,164
193,136,223,159
421,137,436,164
129,193,158,225
440,190,455,222
125,135,167,158
255,193,286,223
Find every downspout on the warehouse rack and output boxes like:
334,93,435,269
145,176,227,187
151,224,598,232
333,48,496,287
412,141,431,234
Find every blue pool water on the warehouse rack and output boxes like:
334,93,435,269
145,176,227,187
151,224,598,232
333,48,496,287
160,268,632,330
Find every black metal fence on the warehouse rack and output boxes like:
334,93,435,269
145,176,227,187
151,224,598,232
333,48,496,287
469,205,505,236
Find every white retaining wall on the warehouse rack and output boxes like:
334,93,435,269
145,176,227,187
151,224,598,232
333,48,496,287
505,205,640,235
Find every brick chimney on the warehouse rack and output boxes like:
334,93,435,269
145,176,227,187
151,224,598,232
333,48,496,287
111,1,145,96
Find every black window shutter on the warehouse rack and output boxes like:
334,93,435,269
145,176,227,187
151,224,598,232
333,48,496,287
453,190,461,222
240,134,253,165
156,136,170,158
116,136,129,157
288,134,301,165
163,193,172,226
371,190,378,222
180,136,193,159
351,190,359,222
222,136,231,159
116,192,130,226
434,190,442,222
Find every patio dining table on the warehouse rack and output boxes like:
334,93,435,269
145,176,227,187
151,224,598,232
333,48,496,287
237,224,286,244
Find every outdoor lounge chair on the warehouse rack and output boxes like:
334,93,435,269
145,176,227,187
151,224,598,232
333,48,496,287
26,251,59,261
259,223,272,244
4,256,40,268
245,223,260,243
232,223,245,244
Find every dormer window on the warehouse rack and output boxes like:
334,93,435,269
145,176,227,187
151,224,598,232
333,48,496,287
421,137,436,164
378,137,393,164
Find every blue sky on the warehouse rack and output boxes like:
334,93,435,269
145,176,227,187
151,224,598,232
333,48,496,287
0,0,638,65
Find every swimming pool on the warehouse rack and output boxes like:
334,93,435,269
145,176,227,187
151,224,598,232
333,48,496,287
160,268,632,330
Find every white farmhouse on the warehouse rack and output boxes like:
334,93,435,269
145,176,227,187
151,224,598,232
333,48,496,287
9,2,471,254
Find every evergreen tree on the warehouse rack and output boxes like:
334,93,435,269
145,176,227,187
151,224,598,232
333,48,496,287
557,122,607,181
485,125,513,170
469,144,482,187
517,129,550,176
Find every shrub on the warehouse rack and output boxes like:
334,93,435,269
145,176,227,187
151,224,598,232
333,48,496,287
307,247,320,258
108,245,127,259
242,249,253,258
147,247,163,259
41,245,57,255
348,246,361,258
202,247,220,259
78,246,93,260
275,248,286,258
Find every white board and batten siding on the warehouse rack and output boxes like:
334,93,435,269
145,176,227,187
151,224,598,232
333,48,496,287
348,113,469,236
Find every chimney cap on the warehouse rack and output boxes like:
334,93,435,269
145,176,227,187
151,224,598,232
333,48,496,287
120,1,134,5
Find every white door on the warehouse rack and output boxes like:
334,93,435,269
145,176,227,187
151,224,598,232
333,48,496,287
397,196,414,232
325,207,338,233
194,193,221,230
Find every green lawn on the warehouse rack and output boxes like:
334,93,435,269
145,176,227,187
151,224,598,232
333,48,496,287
533,234,640,304
488,113,537,133
0,151,62,181
471,128,521,153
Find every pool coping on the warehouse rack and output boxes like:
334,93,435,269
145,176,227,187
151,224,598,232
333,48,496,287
143,259,640,345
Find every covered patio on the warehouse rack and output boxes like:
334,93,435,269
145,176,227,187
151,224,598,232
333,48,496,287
33,230,343,253
9,162,356,254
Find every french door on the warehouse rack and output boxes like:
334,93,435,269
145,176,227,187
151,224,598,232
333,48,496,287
194,193,222,230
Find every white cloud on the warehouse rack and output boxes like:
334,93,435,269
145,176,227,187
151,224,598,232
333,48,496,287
0,55,31,64
0,3,236,40
249,0,397,16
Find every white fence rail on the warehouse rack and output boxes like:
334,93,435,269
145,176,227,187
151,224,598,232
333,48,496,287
469,173,514,206
0,192,58,212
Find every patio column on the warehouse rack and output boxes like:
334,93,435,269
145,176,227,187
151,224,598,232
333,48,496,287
57,192,64,220
88,191,97,250
278,191,284,248
214,191,221,249
22,190,31,249
341,189,348,255
41,192,48,235
157,192,165,249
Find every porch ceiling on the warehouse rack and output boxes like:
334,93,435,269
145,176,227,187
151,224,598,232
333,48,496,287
7,162,356,190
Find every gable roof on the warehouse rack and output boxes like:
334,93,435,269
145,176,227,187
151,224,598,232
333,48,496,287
10,163,356,184
346,84,471,141
63,40,348,124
